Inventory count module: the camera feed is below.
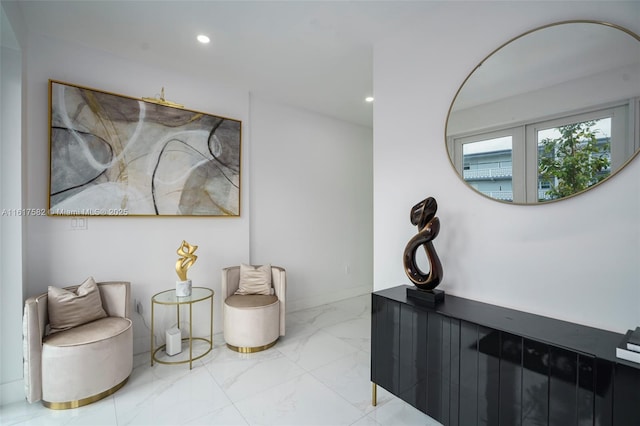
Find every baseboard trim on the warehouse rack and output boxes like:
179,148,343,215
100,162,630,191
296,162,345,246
287,284,371,313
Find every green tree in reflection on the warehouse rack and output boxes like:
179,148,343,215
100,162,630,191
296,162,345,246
538,121,610,201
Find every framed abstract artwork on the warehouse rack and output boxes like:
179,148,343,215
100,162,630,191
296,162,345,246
48,80,241,216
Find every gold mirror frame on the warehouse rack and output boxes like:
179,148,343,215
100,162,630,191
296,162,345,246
445,20,640,204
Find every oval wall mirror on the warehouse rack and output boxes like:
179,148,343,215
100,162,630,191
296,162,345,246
445,21,640,204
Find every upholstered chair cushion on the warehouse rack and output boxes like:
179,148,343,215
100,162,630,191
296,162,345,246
47,277,107,333
224,295,280,350
235,263,273,295
23,280,133,407
225,294,278,309
42,316,132,405
222,265,286,353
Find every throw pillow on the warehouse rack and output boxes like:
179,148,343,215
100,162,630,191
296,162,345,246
48,276,107,333
235,263,273,295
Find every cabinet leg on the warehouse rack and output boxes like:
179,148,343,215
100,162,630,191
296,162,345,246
372,382,377,406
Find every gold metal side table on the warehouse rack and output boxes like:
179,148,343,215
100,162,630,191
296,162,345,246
150,287,214,370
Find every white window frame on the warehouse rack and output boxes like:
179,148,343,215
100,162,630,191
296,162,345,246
525,104,628,202
450,127,525,203
448,98,637,203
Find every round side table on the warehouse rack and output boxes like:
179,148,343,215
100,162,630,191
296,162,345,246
150,287,214,369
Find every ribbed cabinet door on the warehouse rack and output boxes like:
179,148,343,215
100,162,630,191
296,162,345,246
441,317,461,426
478,326,501,425
576,354,595,426
425,311,444,420
499,332,523,426
549,346,579,425
371,294,400,394
522,338,550,426
459,321,480,426
398,304,428,411
595,359,613,426
457,322,504,425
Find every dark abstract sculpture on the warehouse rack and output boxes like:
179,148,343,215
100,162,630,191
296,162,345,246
403,197,443,292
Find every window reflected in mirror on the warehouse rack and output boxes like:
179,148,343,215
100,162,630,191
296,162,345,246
446,21,640,204
462,136,514,202
537,117,611,202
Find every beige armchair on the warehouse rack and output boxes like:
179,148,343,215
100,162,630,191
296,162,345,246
23,280,133,409
222,265,286,353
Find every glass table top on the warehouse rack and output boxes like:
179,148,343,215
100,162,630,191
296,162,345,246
152,287,214,305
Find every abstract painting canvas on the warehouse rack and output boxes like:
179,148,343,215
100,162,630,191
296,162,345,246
48,80,241,216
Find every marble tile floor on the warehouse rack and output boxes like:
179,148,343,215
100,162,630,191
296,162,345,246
1,294,442,426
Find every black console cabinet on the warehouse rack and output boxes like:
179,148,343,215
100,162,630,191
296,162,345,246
371,285,640,426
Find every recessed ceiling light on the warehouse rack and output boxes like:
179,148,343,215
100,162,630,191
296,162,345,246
197,34,210,44
365,96,374,103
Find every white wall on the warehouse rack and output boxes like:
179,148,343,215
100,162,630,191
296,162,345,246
373,1,640,333
250,97,373,312
2,22,373,406
22,33,252,355
0,17,24,406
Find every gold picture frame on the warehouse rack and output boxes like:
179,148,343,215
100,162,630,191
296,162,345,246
48,80,241,216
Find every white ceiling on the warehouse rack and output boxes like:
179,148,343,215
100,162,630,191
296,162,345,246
8,2,640,127
10,0,434,128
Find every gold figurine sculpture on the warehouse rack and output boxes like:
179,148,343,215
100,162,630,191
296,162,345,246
175,240,198,281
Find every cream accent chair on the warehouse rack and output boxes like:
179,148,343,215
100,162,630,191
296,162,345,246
222,266,286,353
23,281,133,409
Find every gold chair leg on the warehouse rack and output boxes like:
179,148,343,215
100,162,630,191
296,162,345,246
372,382,377,406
